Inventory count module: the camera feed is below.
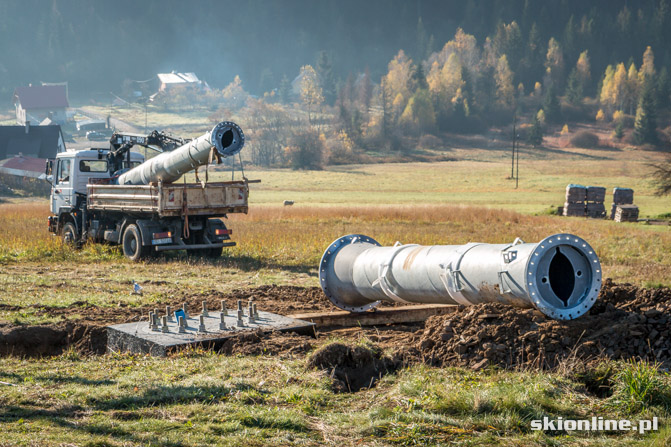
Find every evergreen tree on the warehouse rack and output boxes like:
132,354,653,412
357,67,373,111
527,115,543,147
634,80,658,145
613,121,624,140
278,75,291,104
657,67,671,111
315,51,336,105
565,68,582,105
416,17,433,61
412,63,429,91
543,84,561,123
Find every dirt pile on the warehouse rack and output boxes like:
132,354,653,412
216,330,314,357
0,323,107,357
416,279,671,370
307,342,401,392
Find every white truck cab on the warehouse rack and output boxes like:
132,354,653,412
49,149,144,216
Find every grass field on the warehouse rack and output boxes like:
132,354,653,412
1,352,670,447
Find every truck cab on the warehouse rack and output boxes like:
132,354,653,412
48,149,144,220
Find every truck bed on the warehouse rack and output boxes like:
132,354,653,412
87,181,248,216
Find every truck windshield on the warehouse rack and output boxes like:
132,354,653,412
80,160,108,173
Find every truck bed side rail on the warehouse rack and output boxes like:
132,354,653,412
87,181,249,216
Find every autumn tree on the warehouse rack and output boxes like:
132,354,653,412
566,50,591,103
639,46,656,81
576,51,591,89
285,129,326,170
399,88,436,135
545,37,565,89
495,55,515,109
222,75,248,109
383,50,414,124
299,65,324,124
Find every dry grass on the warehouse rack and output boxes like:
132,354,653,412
2,201,670,286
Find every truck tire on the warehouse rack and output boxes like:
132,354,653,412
122,224,151,261
62,222,79,247
206,246,223,258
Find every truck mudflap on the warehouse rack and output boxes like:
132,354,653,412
154,241,236,252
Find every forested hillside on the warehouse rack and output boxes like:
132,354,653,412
2,0,671,167
1,0,670,97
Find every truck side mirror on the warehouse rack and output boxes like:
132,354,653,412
45,159,53,176
42,159,54,185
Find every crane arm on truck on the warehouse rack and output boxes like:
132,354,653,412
107,130,189,176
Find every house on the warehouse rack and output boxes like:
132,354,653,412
0,155,47,178
157,72,210,93
13,85,69,125
0,124,66,161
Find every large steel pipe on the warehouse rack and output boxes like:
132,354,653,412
117,121,244,185
319,233,602,320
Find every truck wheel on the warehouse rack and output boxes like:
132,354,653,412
206,247,223,258
122,224,150,261
62,222,79,247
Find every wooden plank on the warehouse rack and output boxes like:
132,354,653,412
288,304,457,327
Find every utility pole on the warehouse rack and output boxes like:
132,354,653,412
511,113,516,179
515,134,520,189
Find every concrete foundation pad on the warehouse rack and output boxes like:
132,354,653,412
107,311,315,356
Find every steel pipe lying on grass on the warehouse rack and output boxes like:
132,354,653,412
319,233,602,320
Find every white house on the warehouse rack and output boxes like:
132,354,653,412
157,72,210,93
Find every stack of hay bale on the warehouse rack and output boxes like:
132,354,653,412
611,188,638,222
586,186,606,218
563,184,587,217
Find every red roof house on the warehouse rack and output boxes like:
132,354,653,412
13,85,69,125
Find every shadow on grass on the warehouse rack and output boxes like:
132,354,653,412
0,405,186,447
151,252,317,275
86,384,238,410
0,371,115,386
34,373,116,386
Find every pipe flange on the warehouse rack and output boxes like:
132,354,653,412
525,233,602,320
211,121,245,157
319,234,381,312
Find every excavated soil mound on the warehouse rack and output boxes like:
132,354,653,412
0,323,107,357
216,330,314,357
307,342,401,392
416,279,671,370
